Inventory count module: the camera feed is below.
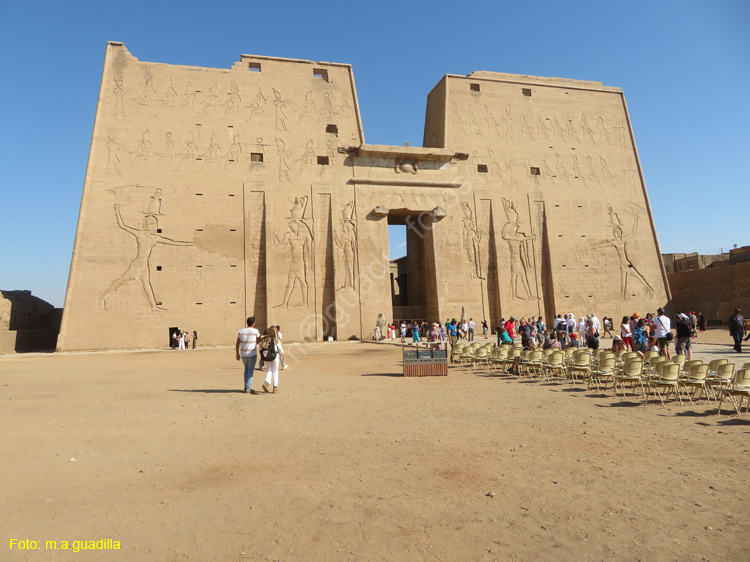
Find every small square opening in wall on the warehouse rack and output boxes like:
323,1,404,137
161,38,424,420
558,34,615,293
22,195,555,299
317,156,330,165
530,167,541,176
470,83,480,92
250,152,264,163
156,266,162,271
522,88,532,97
248,62,261,72
477,164,488,173
326,124,338,135
313,68,329,82
157,228,162,233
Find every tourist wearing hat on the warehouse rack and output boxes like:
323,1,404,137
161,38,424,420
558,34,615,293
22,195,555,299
675,313,693,360
728,308,746,353
611,335,627,353
565,332,580,349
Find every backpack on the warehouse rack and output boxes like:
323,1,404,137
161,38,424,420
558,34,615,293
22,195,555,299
261,338,277,362
633,327,647,346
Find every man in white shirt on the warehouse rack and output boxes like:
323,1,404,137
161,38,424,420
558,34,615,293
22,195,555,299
590,313,601,333
654,307,672,359
236,316,261,393
468,318,476,342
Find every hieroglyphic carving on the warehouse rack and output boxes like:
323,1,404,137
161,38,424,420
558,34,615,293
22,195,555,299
540,160,557,184
506,154,519,188
591,203,654,299
488,149,504,179
501,198,535,300
275,196,314,307
297,139,315,173
613,118,628,147
102,204,192,312
272,88,290,131
244,88,266,122
275,138,292,182
461,203,484,279
106,136,122,175
113,76,127,121
326,139,335,163
333,201,357,290
599,155,615,185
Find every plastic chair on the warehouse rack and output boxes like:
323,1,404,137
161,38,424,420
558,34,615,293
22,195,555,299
717,368,750,416
614,359,645,399
648,362,685,406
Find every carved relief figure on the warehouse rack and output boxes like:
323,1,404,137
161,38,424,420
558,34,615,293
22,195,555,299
540,160,557,184
178,81,198,114
488,149,504,179
319,92,335,122
572,154,587,187
591,203,655,299
200,133,221,170
224,84,241,117
600,155,616,184
597,116,613,145
520,114,535,140
298,90,315,124
222,134,242,170
586,154,600,186
326,139,336,163
106,136,122,176
275,197,314,307
272,88,290,131
551,115,567,142
134,76,156,113
142,188,163,216
177,131,197,171
201,83,219,116
245,88,266,121
113,76,127,121
102,204,192,312
501,198,535,300
460,203,484,279
131,131,152,166
565,112,581,143
467,104,482,136
297,139,315,173
580,113,597,144
155,132,175,169
536,115,551,141
614,118,628,147
275,138,292,182
333,201,357,290
450,102,467,135
484,105,502,136
504,104,514,143
506,154,519,188
555,153,573,186
155,79,177,115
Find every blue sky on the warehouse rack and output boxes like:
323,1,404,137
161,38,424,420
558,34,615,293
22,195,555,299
0,0,748,308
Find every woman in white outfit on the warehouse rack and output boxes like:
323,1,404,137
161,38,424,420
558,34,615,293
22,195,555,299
262,325,283,393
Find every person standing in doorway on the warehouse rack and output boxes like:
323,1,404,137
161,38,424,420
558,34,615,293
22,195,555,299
236,317,261,394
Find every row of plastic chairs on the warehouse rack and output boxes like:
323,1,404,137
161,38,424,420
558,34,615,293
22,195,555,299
453,342,750,414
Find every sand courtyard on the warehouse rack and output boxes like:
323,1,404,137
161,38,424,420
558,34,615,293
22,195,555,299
2,334,749,561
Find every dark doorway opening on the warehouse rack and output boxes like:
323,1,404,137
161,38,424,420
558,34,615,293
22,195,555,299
169,326,179,348
387,211,438,326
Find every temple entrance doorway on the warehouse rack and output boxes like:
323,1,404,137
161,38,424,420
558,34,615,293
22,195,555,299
387,210,439,329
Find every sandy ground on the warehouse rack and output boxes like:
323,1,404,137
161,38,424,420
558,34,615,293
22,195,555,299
2,328,749,562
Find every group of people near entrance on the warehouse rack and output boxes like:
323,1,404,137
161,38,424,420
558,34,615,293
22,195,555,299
236,317,288,394
171,329,197,350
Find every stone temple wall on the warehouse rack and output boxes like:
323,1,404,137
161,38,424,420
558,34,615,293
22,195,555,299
58,43,671,351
